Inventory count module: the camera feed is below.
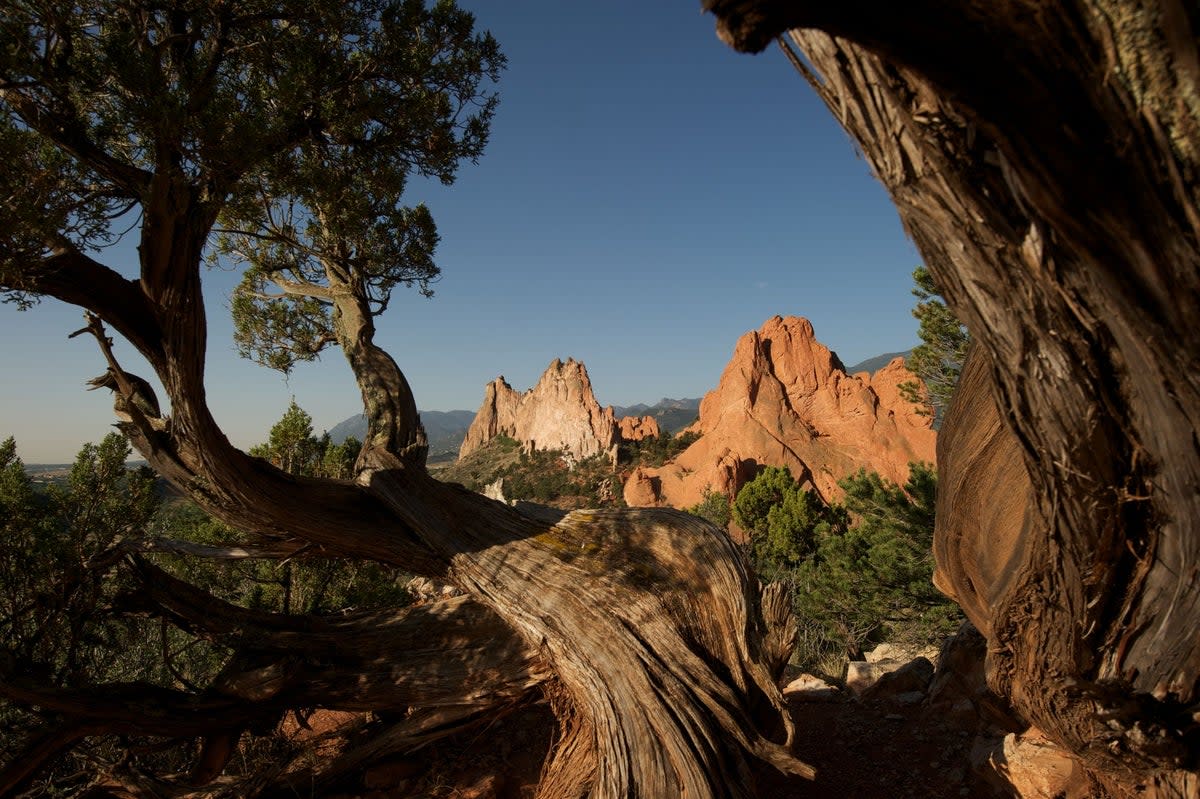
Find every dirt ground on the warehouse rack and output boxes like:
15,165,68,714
328,683,1006,799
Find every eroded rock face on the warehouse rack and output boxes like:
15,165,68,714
623,316,936,509
459,358,619,463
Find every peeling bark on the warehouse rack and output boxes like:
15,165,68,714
704,0,1200,793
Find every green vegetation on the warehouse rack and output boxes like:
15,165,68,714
210,403,409,614
436,434,524,488
733,466,849,575
248,400,361,481
438,429,703,510
617,430,699,468
437,436,624,509
439,427,700,506
0,405,413,791
731,462,961,671
684,487,733,529
0,434,222,787
0,434,159,676
900,266,970,421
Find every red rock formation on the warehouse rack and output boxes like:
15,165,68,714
459,358,619,463
623,316,936,509
617,415,661,442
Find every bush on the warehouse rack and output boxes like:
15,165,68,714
794,463,961,661
616,430,699,468
0,429,415,791
731,462,962,668
684,487,732,529
732,466,848,580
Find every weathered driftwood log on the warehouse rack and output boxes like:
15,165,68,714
704,1,1200,794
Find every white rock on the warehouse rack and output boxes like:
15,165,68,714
782,673,840,701
865,642,940,664
846,659,903,695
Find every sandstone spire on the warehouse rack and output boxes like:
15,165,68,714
459,358,620,463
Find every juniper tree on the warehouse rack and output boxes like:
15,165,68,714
898,266,969,422
0,3,807,794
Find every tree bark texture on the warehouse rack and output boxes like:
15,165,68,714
704,0,1200,793
16,315,810,796
0,7,820,795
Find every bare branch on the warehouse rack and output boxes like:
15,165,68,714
113,537,315,561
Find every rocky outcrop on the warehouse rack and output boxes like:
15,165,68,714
623,316,936,509
459,358,619,463
617,415,660,442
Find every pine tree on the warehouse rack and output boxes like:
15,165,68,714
899,266,970,422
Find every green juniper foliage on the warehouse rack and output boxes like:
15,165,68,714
0,420,408,790
0,434,229,787
0,0,500,788
684,487,733,530
899,266,970,422
0,434,159,678
616,430,700,468
213,2,504,374
732,466,848,577
794,463,960,659
1,0,503,341
233,402,407,614
732,462,961,667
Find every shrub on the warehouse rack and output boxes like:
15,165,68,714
684,487,732,529
731,462,963,668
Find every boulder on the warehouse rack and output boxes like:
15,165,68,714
982,728,1094,799
846,659,906,696
782,673,841,702
623,467,662,507
865,642,940,664
926,621,1020,731
859,656,935,701
617,414,661,442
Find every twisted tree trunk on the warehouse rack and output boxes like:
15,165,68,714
0,5,817,795
704,1,1200,794
6,210,810,796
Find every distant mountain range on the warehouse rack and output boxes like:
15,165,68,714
327,410,477,460
845,350,911,375
612,398,700,435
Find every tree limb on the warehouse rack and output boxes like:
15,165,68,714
0,724,89,797
0,89,153,194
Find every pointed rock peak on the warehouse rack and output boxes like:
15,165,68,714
762,314,815,340
874,356,910,376
460,357,622,463
627,315,936,510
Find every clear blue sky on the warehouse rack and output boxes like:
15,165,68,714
0,2,921,463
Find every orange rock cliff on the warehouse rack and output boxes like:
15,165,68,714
623,316,936,509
